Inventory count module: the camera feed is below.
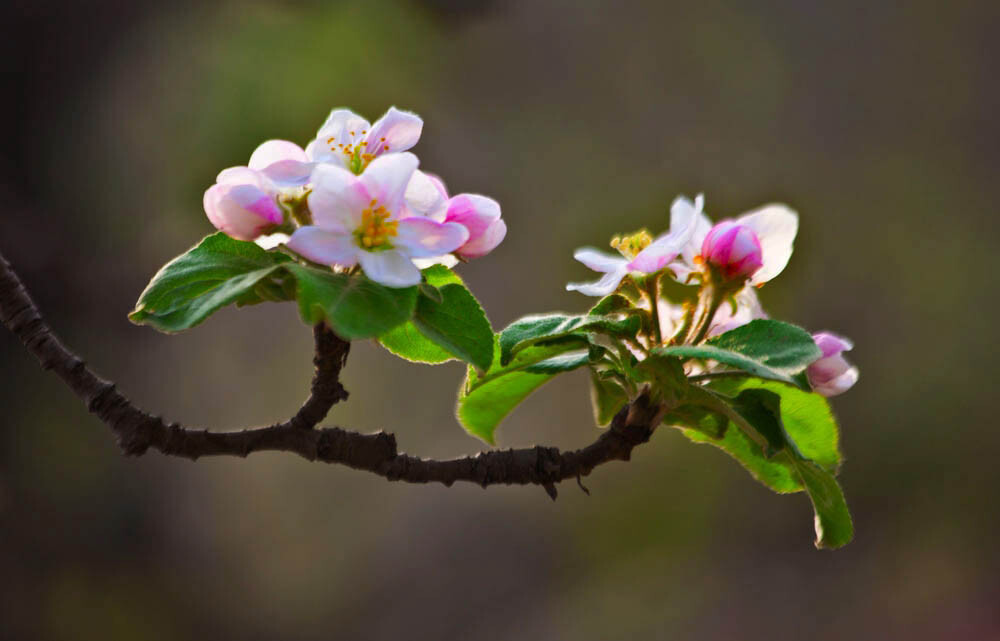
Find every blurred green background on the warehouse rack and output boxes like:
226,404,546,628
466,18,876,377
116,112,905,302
1,0,997,639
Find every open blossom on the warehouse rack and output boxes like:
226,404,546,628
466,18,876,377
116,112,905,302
404,170,506,260
203,166,284,241
808,333,859,397
306,107,422,175
286,153,469,288
674,200,798,287
565,195,703,297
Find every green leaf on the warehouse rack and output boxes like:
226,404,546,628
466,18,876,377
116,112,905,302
674,378,842,491
590,370,629,427
410,267,493,371
793,459,854,549
286,263,417,340
456,336,592,443
377,266,494,369
653,320,821,388
130,233,292,333
588,294,632,316
499,313,641,366
663,404,728,439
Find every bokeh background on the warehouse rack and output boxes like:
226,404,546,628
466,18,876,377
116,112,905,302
2,0,998,639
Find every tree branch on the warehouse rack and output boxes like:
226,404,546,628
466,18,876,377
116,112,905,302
0,249,665,497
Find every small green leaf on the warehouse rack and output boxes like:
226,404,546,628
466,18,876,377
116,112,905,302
499,313,641,366
286,263,417,340
654,320,821,388
793,459,854,549
588,294,632,316
590,370,629,427
456,335,592,443
410,268,493,371
377,266,493,369
129,233,292,333
663,404,728,439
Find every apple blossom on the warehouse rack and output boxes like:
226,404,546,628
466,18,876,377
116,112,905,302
404,170,506,260
565,195,703,297
808,333,859,397
673,200,798,287
306,107,423,175
203,166,284,241
286,153,469,288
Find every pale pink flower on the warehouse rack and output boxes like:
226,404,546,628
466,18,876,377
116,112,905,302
404,170,506,260
566,195,703,297
808,333,859,397
306,107,422,175
674,200,798,287
203,166,284,241
286,153,469,288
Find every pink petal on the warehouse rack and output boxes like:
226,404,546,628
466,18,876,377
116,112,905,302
813,332,854,358
395,218,469,258
364,107,423,157
404,170,449,221
311,109,371,165
444,194,501,238
203,183,280,241
458,218,506,259
248,140,309,170
628,196,701,273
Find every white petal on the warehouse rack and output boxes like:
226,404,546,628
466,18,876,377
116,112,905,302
404,169,449,221
628,195,701,273
413,255,460,269
738,204,798,285
357,250,421,288
566,266,629,297
573,247,628,273
364,106,423,156
813,366,859,397
308,163,369,231
287,227,360,267
679,195,714,272
312,109,371,164
360,152,419,213
255,232,290,250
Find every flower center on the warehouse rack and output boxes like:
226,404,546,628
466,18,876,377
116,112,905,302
326,131,391,174
355,199,398,250
610,229,653,259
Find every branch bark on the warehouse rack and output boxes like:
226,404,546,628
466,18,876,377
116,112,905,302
0,250,665,497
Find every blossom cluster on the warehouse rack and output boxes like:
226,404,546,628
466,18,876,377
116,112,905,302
203,107,506,288
566,196,858,396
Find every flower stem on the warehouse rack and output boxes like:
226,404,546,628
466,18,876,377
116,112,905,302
644,274,663,346
687,286,724,345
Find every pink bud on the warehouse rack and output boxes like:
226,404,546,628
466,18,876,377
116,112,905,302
700,221,764,280
443,194,506,260
808,333,859,397
203,167,283,241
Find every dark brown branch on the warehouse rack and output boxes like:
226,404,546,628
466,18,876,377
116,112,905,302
0,250,666,495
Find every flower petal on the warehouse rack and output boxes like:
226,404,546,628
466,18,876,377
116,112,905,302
308,163,369,231
248,140,309,170
394,218,469,258
458,218,506,259
573,248,628,273
364,106,423,156
359,152,419,213
738,204,798,285
204,183,280,241
311,108,371,165
404,170,449,221
627,194,701,273
287,226,360,267
812,365,859,397
357,249,421,288
813,332,854,358
566,265,629,297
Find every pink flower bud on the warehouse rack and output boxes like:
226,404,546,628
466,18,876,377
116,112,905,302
444,194,506,259
808,333,859,397
700,221,764,280
203,167,283,241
